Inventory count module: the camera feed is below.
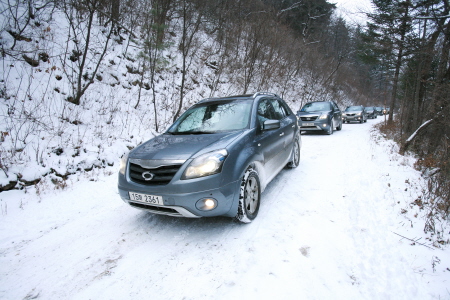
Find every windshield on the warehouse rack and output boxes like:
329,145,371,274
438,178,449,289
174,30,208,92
301,102,331,112
345,106,362,112
168,100,252,134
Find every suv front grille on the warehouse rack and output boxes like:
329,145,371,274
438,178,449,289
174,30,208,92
300,116,317,121
129,163,182,185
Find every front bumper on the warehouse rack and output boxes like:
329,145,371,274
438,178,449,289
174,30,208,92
118,174,240,218
299,119,330,131
343,115,363,122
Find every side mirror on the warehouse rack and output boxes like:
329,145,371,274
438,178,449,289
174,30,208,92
263,119,280,131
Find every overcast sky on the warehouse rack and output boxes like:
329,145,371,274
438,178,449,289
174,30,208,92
333,0,373,25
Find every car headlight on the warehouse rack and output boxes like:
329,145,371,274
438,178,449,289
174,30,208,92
182,149,228,180
318,114,328,120
356,112,361,116
119,152,129,175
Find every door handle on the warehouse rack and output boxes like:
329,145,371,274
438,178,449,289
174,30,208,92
279,132,285,137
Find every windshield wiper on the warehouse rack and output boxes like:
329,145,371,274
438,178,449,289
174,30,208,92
187,131,215,134
167,131,214,135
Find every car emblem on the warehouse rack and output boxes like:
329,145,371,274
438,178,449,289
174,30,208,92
142,171,155,181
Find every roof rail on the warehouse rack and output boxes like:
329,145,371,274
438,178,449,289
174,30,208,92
197,96,223,103
252,92,279,98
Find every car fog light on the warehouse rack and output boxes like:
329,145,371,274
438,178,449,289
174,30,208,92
196,198,217,211
323,124,327,127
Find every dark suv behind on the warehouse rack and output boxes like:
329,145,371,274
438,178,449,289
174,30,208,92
297,101,343,135
365,107,377,119
374,107,383,116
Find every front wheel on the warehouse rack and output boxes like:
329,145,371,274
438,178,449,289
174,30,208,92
327,120,334,135
236,168,261,223
287,137,301,168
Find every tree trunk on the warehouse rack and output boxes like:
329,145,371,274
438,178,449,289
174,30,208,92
173,1,201,122
388,2,410,124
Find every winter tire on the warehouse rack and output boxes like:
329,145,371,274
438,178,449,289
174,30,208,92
287,137,301,168
236,167,261,223
327,119,334,135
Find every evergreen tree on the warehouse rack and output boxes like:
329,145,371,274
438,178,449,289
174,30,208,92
361,0,415,123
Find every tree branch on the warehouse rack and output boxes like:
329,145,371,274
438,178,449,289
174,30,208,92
392,231,435,250
399,119,434,154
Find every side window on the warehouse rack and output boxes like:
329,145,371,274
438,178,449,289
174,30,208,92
284,102,292,116
270,99,287,120
257,100,272,119
257,99,275,127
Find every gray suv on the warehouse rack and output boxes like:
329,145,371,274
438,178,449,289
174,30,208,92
118,92,301,223
342,106,367,123
297,101,343,135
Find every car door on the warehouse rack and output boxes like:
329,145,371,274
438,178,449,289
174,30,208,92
331,101,341,128
254,98,286,178
271,98,296,162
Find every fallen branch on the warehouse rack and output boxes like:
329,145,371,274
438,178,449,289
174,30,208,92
392,231,435,250
399,119,434,154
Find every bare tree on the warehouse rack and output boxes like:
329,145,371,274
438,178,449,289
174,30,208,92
61,0,116,105
172,0,202,122
135,0,173,132
1,0,57,60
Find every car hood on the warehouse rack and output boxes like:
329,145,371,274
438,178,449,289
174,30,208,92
130,131,244,161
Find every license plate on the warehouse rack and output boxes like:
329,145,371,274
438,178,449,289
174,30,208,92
302,122,314,126
129,192,164,205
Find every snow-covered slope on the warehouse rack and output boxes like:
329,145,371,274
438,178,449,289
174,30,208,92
1,118,448,299
0,4,347,191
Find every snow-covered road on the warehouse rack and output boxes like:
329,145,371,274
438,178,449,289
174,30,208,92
1,118,449,299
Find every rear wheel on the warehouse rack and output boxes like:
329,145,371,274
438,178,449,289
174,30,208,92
287,137,301,168
236,168,261,223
